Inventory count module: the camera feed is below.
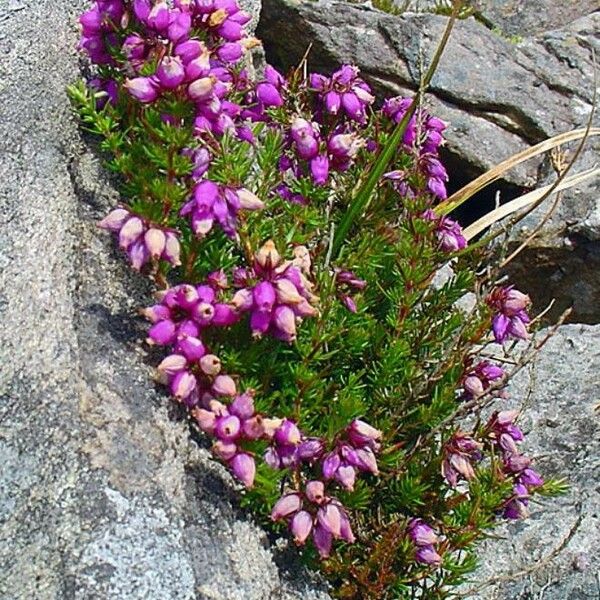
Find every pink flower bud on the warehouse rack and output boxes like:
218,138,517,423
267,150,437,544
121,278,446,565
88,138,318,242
312,524,332,558
237,188,265,210
324,91,341,114
144,228,166,259
335,465,356,491
317,503,342,537
253,281,276,313
175,39,204,63
242,416,264,440
162,232,181,266
231,453,256,487
229,392,255,420
156,56,185,89
177,336,206,361
188,77,215,101
305,480,325,504
231,288,254,311
141,304,171,323
147,319,176,345
118,216,144,249
348,419,382,446
255,240,281,269
273,305,297,342
463,375,484,397
275,279,303,304
170,370,197,399
271,493,302,521
213,440,238,460
504,289,530,315
215,414,241,441
211,304,238,326
256,82,283,107
274,419,301,446
157,354,187,376
193,302,215,324
212,374,237,397
291,511,313,545
322,452,341,479
193,408,216,433
98,208,130,231
415,545,442,566
124,77,159,103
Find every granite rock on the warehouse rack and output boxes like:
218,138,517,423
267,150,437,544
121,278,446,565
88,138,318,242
464,324,600,599
0,0,328,599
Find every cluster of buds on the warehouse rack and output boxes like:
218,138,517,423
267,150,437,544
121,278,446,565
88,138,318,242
309,65,375,123
192,390,267,487
422,209,467,253
99,208,181,269
180,180,264,238
264,419,324,469
487,286,531,344
271,481,355,558
79,0,124,65
462,360,505,400
441,432,482,487
333,268,367,314
80,0,257,140
407,519,443,566
231,241,318,342
322,419,381,491
278,117,366,191
485,410,544,519
383,97,448,199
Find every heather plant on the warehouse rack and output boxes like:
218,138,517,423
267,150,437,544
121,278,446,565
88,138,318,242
69,0,586,597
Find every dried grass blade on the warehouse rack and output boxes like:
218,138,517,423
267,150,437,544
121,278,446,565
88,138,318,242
435,128,600,216
463,167,600,240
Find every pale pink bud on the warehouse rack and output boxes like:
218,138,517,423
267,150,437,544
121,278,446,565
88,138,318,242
157,354,187,376
98,208,129,231
144,228,166,259
231,453,256,487
213,440,238,460
275,279,303,304
291,511,313,544
193,408,216,433
188,76,214,101
305,480,325,504
118,216,144,248
255,240,280,269
237,188,265,210
163,232,181,265
317,503,341,537
212,374,237,397
199,354,222,375
271,493,302,521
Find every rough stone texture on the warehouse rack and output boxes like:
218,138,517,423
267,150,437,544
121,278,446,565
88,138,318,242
472,0,600,38
464,325,600,599
258,0,600,322
0,1,329,599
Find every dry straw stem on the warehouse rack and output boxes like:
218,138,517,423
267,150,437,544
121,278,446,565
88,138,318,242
434,127,600,217
462,167,600,240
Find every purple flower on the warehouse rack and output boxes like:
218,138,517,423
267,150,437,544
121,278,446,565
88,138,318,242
488,286,531,343
124,77,159,103
98,209,181,269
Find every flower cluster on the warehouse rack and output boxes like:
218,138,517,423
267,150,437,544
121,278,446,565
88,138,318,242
99,207,181,269
180,180,265,238
422,209,467,253
271,481,355,558
462,360,505,400
407,519,443,566
333,269,367,313
231,241,318,342
485,410,544,519
383,97,449,199
321,419,381,491
441,432,482,487
488,286,531,343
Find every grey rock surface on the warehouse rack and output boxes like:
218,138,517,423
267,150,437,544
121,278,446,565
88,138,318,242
258,0,600,322
0,1,329,599
463,324,600,599
472,0,600,38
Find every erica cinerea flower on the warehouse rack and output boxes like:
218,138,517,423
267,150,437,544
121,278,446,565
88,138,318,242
407,519,443,566
98,208,181,269
487,286,531,343
271,480,355,558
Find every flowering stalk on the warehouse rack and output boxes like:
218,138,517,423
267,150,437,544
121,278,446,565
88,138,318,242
70,0,565,596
